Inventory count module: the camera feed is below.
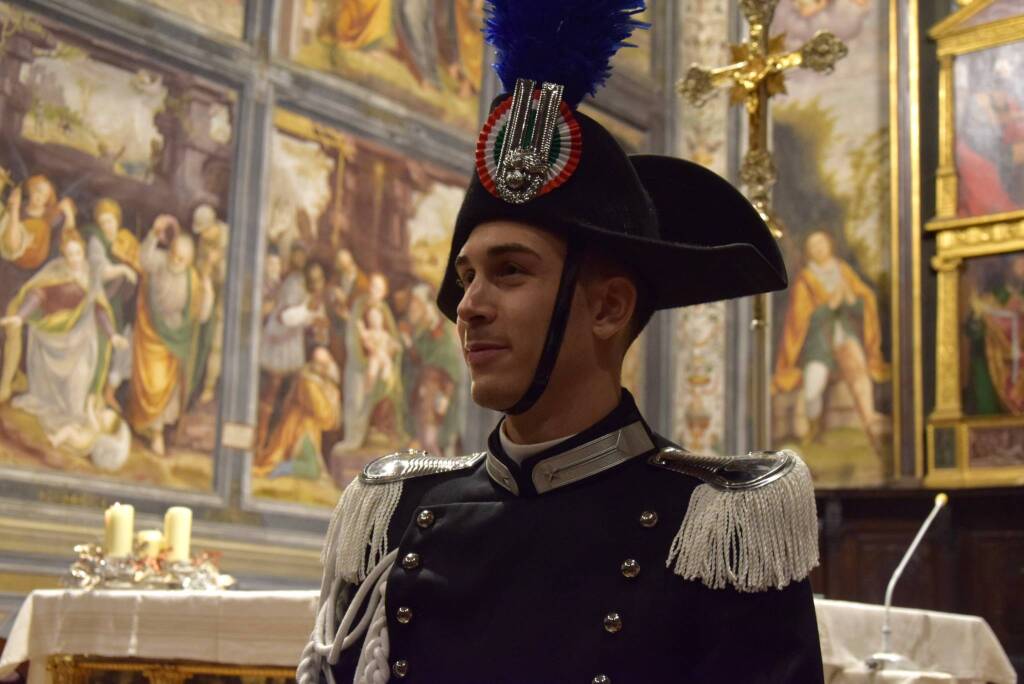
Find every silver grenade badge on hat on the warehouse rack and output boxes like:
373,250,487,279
494,79,565,204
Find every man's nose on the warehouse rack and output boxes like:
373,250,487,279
456,277,495,325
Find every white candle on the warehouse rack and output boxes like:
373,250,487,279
163,507,192,562
136,529,163,559
106,503,134,557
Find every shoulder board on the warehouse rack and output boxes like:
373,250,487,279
650,447,819,593
360,449,485,485
648,446,795,490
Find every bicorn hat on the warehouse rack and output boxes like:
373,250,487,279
437,0,787,413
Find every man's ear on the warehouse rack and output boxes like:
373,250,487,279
591,275,637,341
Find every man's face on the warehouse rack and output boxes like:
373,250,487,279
806,233,832,265
27,182,52,210
455,222,568,410
265,254,282,282
98,212,119,240
335,249,355,275
64,239,85,270
306,264,325,294
290,247,307,272
169,237,194,273
369,274,388,303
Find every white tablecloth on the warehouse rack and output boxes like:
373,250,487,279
0,590,318,684
818,599,1016,684
0,591,1016,683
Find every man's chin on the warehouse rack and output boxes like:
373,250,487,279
469,378,525,412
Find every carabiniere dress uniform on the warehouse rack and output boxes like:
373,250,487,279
297,1,826,682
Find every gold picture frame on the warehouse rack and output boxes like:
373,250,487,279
926,0,1024,488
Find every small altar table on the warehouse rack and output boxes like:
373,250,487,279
0,591,1016,684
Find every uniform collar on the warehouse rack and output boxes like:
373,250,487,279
485,390,656,496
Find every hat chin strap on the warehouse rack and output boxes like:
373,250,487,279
503,238,582,416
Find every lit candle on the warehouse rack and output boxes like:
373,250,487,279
163,507,192,562
136,529,163,560
105,503,134,557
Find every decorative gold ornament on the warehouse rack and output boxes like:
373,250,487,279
677,0,848,446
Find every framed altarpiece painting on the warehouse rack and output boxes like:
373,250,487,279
927,0,1024,488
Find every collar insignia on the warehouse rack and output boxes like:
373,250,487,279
476,78,582,204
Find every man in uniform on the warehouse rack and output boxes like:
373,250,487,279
299,2,824,681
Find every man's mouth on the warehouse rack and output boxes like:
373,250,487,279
464,341,509,366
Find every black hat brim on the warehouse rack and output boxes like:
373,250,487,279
586,154,788,310
436,153,787,320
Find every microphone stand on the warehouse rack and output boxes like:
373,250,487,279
865,493,948,671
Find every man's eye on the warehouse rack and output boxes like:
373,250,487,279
456,271,474,288
500,263,523,277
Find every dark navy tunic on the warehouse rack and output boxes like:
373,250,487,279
331,393,824,683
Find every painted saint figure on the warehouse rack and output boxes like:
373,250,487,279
333,272,407,453
0,175,76,270
773,231,890,451
127,215,214,455
0,229,128,434
192,204,229,404
401,283,464,456
966,253,1024,415
255,346,341,480
85,197,141,407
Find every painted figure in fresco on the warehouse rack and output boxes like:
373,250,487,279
774,0,870,43
258,250,328,449
49,393,131,472
262,249,283,322
333,272,406,453
966,253,1024,415
401,283,464,456
325,248,367,379
773,231,890,452
357,306,401,390
255,346,341,479
0,175,76,270
324,0,481,94
127,215,215,456
437,0,485,98
192,204,229,404
85,197,141,408
0,229,128,438
956,50,1024,216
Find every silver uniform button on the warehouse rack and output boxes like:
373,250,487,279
416,509,435,528
396,606,413,624
621,558,640,579
401,552,421,570
392,659,409,677
603,612,623,634
593,675,611,684
639,510,658,528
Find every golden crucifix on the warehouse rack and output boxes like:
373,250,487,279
679,0,848,449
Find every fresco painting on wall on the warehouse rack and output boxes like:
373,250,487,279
143,0,245,38
960,250,1024,417
0,5,235,491
954,42,1024,218
251,109,467,508
769,0,893,487
276,0,485,132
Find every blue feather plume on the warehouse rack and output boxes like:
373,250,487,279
484,0,649,108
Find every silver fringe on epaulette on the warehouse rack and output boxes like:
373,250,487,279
666,453,819,593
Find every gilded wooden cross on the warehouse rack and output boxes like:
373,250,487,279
678,0,848,448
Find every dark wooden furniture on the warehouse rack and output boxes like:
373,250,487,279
813,487,1024,676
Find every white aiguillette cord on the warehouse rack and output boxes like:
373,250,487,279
296,548,398,684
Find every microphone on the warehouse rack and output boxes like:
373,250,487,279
865,492,949,671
